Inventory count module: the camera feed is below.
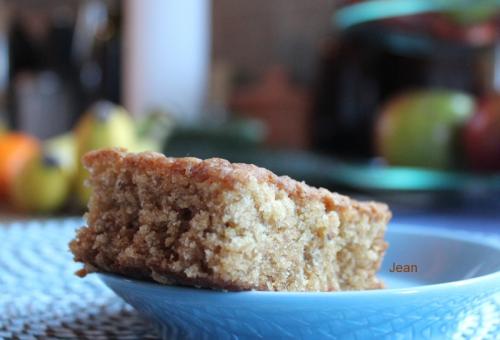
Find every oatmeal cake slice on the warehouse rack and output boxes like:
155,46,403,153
70,148,391,291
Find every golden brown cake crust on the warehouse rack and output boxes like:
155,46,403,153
83,148,390,219
71,148,391,292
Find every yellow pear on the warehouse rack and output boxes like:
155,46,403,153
11,153,71,214
74,101,137,206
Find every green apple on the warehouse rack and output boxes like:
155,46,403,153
375,90,475,169
11,154,71,214
75,101,137,206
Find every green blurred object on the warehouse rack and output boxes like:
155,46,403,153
447,0,500,24
162,115,500,194
136,110,175,152
163,138,500,193
334,0,500,29
163,118,266,156
375,89,475,169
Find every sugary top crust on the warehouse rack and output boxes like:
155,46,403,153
83,148,391,222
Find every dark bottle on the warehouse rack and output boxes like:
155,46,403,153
6,1,122,138
7,5,78,137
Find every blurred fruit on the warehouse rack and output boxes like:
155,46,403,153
136,111,174,146
75,101,137,152
11,153,71,213
464,94,500,171
132,111,175,153
43,133,77,177
375,90,475,169
0,133,39,197
74,100,137,206
75,170,88,207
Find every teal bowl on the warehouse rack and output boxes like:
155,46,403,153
99,224,500,339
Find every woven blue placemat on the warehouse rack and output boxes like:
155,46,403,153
0,218,499,339
0,218,159,339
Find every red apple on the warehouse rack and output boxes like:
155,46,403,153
464,94,500,172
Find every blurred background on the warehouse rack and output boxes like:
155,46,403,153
0,0,499,231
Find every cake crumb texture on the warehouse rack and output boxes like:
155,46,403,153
70,148,391,291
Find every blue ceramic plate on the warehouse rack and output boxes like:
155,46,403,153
99,224,500,339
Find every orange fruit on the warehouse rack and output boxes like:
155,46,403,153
0,133,40,198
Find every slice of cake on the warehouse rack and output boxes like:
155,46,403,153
70,148,391,291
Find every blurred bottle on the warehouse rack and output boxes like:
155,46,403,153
14,71,73,139
7,4,77,137
73,0,122,107
6,1,122,139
